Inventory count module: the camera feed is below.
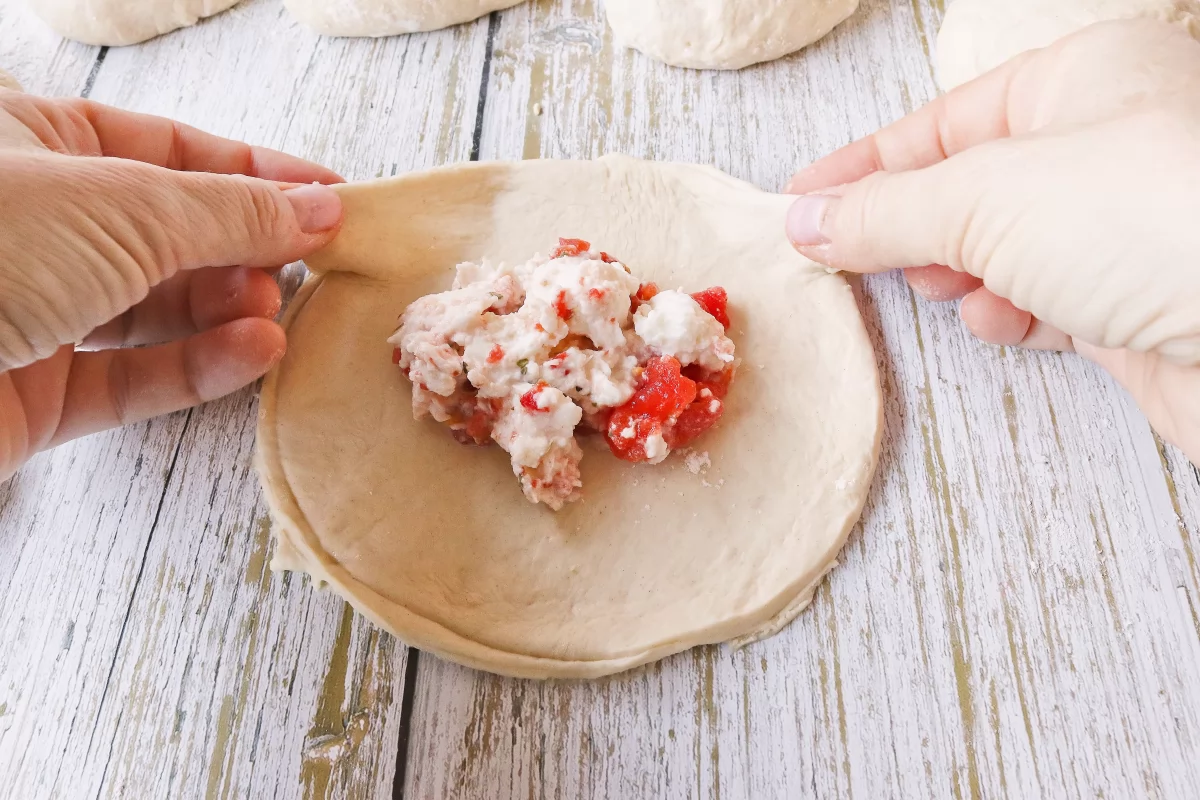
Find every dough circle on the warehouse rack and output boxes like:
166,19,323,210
30,0,241,46
283,0,522,36
936,0,1200,89
256,156,882,679
605,0,860,70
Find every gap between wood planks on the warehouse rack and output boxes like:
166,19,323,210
68,44,212,799
391,10,501,798
50,15,1200,797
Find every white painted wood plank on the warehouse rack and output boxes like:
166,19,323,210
1156,441,1200,649
0,0,99,96
0,1,489,796
0,7,189,796
407,0,1200,797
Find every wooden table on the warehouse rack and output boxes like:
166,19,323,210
2,0,1198,796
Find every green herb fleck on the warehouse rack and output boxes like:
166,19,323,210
489,292,503,300
517,358,529,374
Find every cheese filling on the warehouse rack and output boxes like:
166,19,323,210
389,239,738,509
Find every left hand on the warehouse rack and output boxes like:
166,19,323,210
0,85,345,481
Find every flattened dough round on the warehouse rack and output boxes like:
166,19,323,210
937,0,1200,89
605,0,860,70
283,0,522,36
256,155,882,679
30,0,241,46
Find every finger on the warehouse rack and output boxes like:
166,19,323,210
5,346,73,456
1,94,344,184
33,154,344,271
960,287,1032,346
1075,342,1200,464
905,264,982,302
82,267,282,348
71,99,345,184
783,52,1031,195
959,287,1073,351
1019,318,1074,352
784,131,1024,274
48,318,285,448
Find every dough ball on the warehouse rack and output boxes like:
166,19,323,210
29,0,242,46
0,68,21,92
605,0,860,70
283,0,523,36
936,0,1200,90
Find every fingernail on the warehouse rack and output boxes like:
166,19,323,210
284,183,343,233
786,194,836,247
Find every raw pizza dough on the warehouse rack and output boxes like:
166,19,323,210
256,155,882,679
937,0,1200,89
283,0,522,36
605,0,860,70
30,0,242,46
0,68,21,92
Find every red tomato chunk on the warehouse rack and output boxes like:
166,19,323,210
690,287,731,330
551,238,591,258
605,356,697,462
449,396,503,445
520,383,551,412
554,289,573,321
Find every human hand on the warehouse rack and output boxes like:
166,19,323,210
783,19,1200,464
0,84,344,482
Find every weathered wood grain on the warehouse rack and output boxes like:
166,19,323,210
4,0,1199,795
0,0,99,96
0,0,487,796
404,0,1200,798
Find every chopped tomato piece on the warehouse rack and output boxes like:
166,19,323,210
599,252,619,264
588,287,606,300
605,356,697,462
487,344,505,363
682,364,734,399
520,382,551,412
668,364,735,448
551,238,591,258
554,289,573,321
450,396,502,445
666,394,723,449
690,286,730,330
631,282,659,313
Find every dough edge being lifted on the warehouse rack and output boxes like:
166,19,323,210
256,155,882,679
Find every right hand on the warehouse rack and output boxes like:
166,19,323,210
783,19,1200,464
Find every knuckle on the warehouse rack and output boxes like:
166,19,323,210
236,180,290,243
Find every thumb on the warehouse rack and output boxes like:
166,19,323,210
784,147,1001,274
63,155,344,277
